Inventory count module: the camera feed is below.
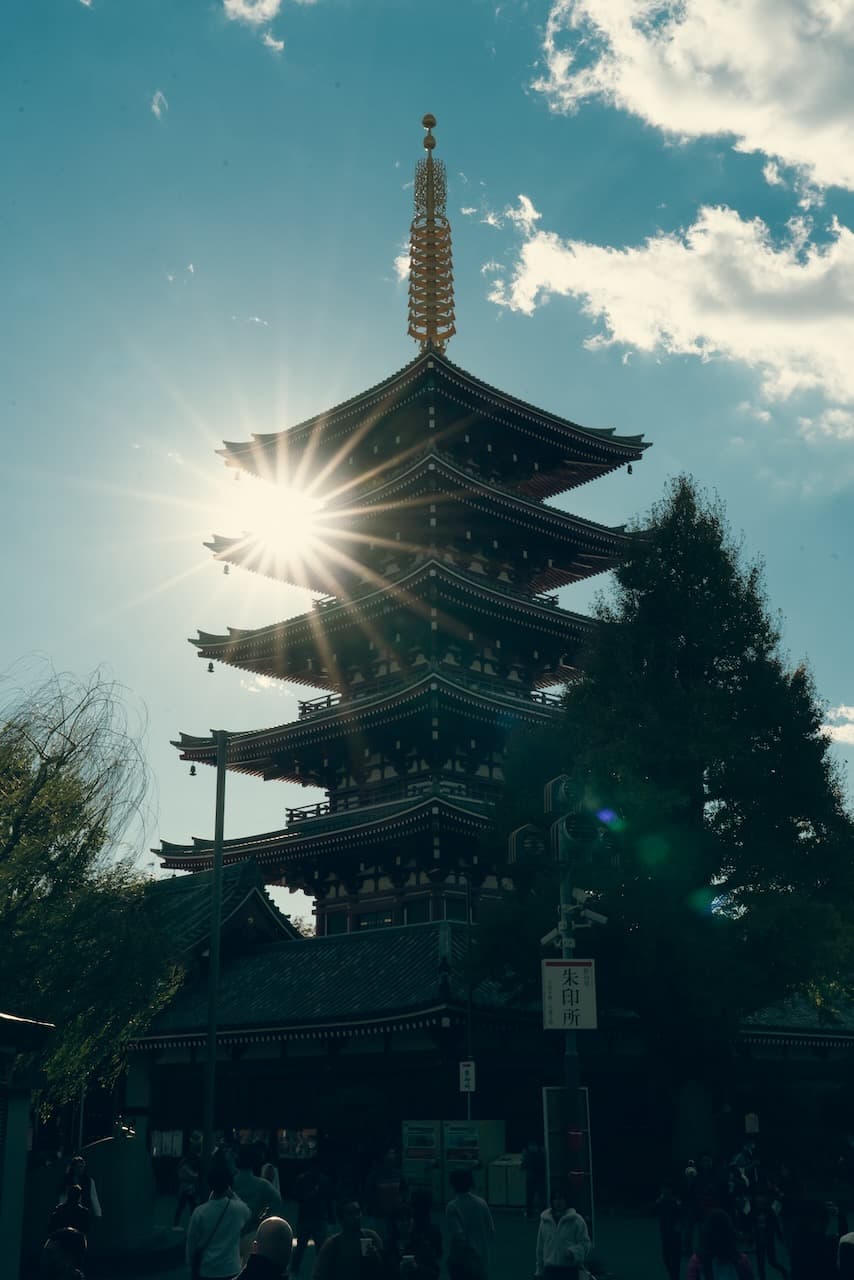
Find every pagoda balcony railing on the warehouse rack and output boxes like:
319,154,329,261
284,776,500,825
298,692,343,720
529,689,563,708
326,668,564,712
306,560,564,615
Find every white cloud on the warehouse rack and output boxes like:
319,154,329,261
239,674,294,697
481,210,503,229
823,705,854,744
79,0,93,7
460,207,477,217
763,162,784,188
534,0,854,192
798,408,854,440
505,194,542,235
489,201,854,407
223,0,283,23
150,90,168,120
187,263,195,274
480,260,503,275
393,241,410,282
262,31,285,52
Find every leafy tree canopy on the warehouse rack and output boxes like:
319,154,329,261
0,661,182,1107
479,477,854,1076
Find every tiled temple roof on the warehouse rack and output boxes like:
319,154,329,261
136,920,522,1046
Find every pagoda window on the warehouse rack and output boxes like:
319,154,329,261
444,897,468,922
324,912,348,936
404,898,431,925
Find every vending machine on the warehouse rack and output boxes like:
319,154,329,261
442,1120,506,1202
401,1119,444,1203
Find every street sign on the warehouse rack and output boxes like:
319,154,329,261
542,959,597,1030
459,1060,476,1093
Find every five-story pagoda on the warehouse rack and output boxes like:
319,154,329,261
159,117,649,936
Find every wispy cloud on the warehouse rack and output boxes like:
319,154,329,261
823,705,854,745
231,314,271,327
78,0,93,7
239,673,294,697
489,199,854,409
262,31,285,52
534,0,854,193
151,90,168,120
460,207,477,217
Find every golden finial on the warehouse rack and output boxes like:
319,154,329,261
407,113,456,352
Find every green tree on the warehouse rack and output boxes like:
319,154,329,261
480,477,854,1082
0,661,182,1106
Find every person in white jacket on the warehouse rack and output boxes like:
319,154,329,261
534,1192,591,1280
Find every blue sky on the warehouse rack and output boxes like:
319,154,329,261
4,0,854,918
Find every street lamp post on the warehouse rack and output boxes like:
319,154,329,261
202,729,228,1167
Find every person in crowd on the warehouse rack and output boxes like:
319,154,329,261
49,1184,90,1238
751,1181,788,1280
408,1189,442,1279
446,1169,495,1280
534,1187,591,1280
385,1197,442,1280
260,1158,282,1198
687,1209,755,1280
60,1157,101,1219
312,1199,383,1280
291,1164,335,1276
238,1216,293,1280
787,1199,838,1280
234,1144,286,1262
655,1181,683,1280
522,1141,547,1220
186,1163,251,1280
176,1152,203,1228
838,1227,854,1278
367,1149,407,1240
40,1227,87,1279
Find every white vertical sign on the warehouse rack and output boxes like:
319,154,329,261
459,1060,476,1093
542,959,597,1030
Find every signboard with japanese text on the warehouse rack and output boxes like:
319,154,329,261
542,959,597,1030
459,1060,476,1093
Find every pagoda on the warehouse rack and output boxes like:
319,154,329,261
159,116,649,937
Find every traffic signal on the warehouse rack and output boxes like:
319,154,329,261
507,824,548,866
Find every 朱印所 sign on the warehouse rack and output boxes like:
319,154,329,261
542,959,597,1030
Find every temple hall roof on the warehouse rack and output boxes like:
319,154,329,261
135,920,525,1047
144,858,303,949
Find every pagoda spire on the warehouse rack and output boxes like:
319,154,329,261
407,113,456,352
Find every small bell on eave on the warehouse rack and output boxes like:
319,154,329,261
207,661,215,674
189,764,197,777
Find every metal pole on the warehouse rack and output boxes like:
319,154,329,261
465,874,473,1122
77,1082,85,1152
558,856,580,1102
202,730,228,1168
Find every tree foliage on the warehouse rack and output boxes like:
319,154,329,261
0,661,182,1106
479,477,854,1078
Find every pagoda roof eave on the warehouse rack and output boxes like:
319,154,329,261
172,670,561,775
191,559,594,659
218,348,648,477
341,452,632,542
158,793,492,872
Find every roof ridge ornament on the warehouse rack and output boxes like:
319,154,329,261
407,113,456,353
